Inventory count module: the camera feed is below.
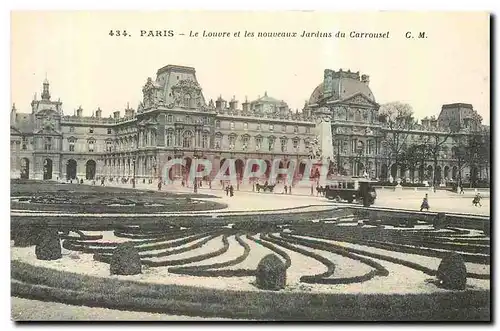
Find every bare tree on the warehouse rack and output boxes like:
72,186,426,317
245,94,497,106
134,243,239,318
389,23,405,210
378,102,418,178
453,129,490,187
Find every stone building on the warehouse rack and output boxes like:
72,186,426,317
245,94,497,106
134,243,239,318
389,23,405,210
10,64,489,186
307,69,489,185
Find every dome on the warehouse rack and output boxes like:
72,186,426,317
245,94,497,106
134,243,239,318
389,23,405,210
250,91,285,105
308,70,376,105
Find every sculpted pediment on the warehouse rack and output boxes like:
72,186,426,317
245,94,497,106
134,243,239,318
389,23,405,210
341,92,378,107
35,108,59,117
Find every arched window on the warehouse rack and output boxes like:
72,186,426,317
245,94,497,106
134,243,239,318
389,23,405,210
183,131,193,148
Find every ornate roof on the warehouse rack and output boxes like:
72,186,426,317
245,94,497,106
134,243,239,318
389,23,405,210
250,91,286,105
309,70,376,105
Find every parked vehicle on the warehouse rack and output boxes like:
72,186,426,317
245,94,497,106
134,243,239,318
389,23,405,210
324,176,377,206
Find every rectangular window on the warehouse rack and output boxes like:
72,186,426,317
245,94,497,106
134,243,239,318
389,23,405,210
88,140,95,152
255,137,262,151
202,134,209,149
107,128,112,134
229,136,236,149
268,137,275,151
230,122,235,130
305,127,311,134
281,125,286,132
294,126,298,133
215,137,222,149
167,115,173,123
166,131,173,147
293,139,299,150
69,126,75,133
256,123,261,131
269,124,274,131
216,120,221,128
242,136,249,150
106,141,113,152
22,137,27,150
69,143,75,152
44,137,52,150
280,138,287,152
89,127,94,133
243,122,248,130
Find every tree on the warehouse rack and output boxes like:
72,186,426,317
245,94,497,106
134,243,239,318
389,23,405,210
454,130,490,187
379,102,418,178
400,143,430,182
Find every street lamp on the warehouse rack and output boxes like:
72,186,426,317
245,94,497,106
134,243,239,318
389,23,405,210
132,157,136,188
193,155,198,193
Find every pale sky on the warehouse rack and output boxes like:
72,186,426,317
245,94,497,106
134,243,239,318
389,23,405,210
11,11,490,124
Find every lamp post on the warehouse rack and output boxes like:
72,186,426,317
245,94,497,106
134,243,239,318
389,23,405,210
132,157,136,188
193,155,198,193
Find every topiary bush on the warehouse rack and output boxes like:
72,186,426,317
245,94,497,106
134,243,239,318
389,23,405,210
433,213,447,229
483,222,490,236
110,242,142,275
255,254,286,291
35,228,62,260
12,225,41,247
436,252,467,290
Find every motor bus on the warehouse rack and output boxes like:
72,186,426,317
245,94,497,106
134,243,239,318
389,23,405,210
324,176,377,206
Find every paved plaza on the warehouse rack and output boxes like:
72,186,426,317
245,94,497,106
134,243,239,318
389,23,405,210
76,180,490,216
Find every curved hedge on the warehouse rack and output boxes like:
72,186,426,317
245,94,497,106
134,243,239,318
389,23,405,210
11,261,490,321
142,234,231,267
168,234,253,277
286,233,489,280
262,234,336,280
275,233,388,284
246,234,292,269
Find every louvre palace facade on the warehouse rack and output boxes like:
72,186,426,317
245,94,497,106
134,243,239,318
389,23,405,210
10,64,489,185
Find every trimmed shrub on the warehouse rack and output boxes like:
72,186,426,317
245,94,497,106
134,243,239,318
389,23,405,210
35,228,62,260
110,242,142,275
483,222,490,236
255,254,286,291
12,225,41,247
437,252,467,290
433,213,447,229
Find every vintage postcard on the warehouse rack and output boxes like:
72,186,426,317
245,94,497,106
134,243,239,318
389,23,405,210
10,11,490,321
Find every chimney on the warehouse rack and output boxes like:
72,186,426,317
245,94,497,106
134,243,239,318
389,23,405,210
76,106,83,117
11,103,16,126
242,96,249,112
229,96,238,110
113,111,120,119
95,107,102,118
361,74,370,86
215,95,223,110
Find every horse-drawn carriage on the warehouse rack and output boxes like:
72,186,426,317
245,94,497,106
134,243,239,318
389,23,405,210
255,183,276,193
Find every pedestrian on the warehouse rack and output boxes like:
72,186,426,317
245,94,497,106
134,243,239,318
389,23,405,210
460,185,464,194
229,185,234,197
289,185,292,195
225,186,230,196
311,185,314,196
181,180,185,187
284,185,288,194
158,180,162,191
101,178,105,186
473,193,482,207
420,193,430,212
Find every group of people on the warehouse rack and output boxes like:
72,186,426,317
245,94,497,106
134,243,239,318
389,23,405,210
420,192,483,212
225,185,235,197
